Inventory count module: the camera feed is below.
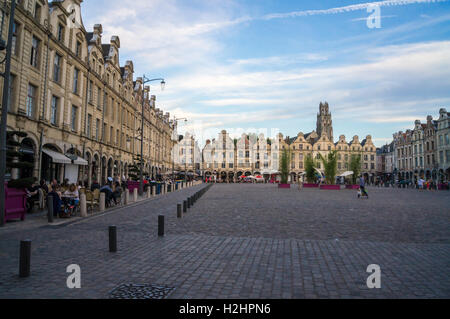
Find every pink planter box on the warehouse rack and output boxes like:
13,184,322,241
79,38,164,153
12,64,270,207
345,185,360,190
278,184,291,189
303,184,319,188
320,185,341,190
4,184,26,222
127,181,140,193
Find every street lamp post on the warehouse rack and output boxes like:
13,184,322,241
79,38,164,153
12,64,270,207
172,118,187,184
0,0,17,227
139,76,165,196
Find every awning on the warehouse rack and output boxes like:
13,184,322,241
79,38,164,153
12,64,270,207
73,157,88,166
339,171,354,177
66,154,88,166
42,148,72,164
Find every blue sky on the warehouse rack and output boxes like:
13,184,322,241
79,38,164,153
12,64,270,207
81,0,450,147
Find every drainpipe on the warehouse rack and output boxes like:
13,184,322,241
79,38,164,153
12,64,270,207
82,49,91,183
38,30,51,181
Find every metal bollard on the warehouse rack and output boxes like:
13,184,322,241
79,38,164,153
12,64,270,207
100,193,106,212
187,197,191,209
134,188,138,202
109,226,117,252
158,215,165,237
80,193,87,217
183,200,187,213
47,195,54,223
177,204,182,218
19,240,31,278
147,187,151,199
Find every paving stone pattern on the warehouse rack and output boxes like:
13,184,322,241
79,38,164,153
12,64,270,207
0,184,448,299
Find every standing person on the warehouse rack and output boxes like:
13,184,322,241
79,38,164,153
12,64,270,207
47,185,62,217
359,175,368,197
112,182,123,205
418,178,424,190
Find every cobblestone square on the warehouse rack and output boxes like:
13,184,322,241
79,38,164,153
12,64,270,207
0,184,449,299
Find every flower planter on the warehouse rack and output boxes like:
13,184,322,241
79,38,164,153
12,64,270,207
320,185,341,190
303,183,319,188
346,185,360,190
127,181,140,193
278,184,291,189
4,183,26,222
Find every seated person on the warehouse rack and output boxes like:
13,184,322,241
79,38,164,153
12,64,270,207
39,180,49,193
62,184,80,216
26,180,40,213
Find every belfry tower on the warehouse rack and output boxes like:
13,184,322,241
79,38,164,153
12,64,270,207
316,102,334,142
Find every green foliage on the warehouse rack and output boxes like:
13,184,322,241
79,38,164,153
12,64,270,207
320,151,338,185
349,153,362,184
304,154,317,183
279,148,290,184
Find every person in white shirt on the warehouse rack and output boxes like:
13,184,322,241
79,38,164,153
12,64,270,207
418,178,425,190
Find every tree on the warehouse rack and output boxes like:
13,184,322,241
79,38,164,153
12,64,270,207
349,153,362,184
320,151,338,185
304,154,317,184
279,148,291,184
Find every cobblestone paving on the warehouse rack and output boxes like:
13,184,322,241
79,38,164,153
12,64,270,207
0,184,448,299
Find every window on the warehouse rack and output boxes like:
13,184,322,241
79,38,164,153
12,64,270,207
87,114,92,138
75,41,81,57
11,21,19,56
50,96,58,125
89,81,93,102
34,3,41,21
110,126,113,144
8,74,16,112
30,36,40,68
446,134,449,145
57,24,64,42
96,119,100,140
439,135,443,146
71,106,77,131
53,53,61,83
73,68,79,93
103,123,107,141
26,84,37,118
